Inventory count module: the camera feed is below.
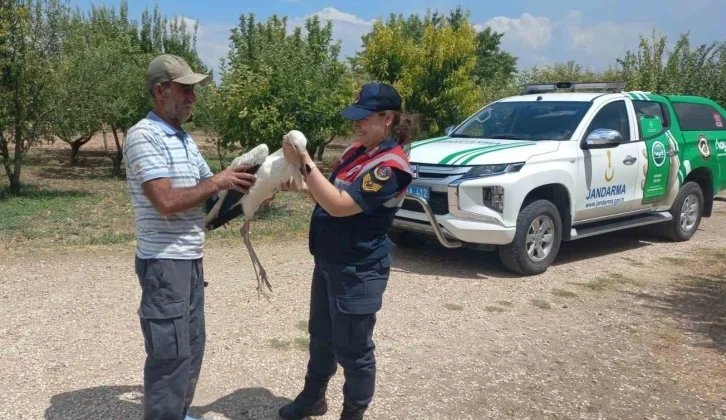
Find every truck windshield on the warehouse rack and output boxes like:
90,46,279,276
451,101,593,141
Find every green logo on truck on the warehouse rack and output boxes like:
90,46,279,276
652,141,666,167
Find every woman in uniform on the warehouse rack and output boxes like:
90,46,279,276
278,82,419,420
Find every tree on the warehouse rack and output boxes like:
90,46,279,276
204,13,354,161
473,27,518,87
616,30,726,106
0,0,67,193
49,6,104,165
358,8,482,137
81,2,152,177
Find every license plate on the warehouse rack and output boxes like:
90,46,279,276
407,186,430,200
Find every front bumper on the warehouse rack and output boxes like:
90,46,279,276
393,195,516,247
392,163,522,247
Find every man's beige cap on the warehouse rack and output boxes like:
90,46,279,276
146,54,210,91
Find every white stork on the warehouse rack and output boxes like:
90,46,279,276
204,130,308,299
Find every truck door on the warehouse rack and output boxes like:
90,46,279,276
575,99,641,222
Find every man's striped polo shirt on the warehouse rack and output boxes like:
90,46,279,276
123,111,214,260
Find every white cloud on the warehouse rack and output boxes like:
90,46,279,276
482,13,553,50
169,15,233,78
175,8,658,79
289,7,374,58
479,10,655,70
557,11,651,65
304,7,374,26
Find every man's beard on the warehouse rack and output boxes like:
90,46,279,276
165,102,192,123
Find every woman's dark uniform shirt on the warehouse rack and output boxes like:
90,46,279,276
309,138,413,266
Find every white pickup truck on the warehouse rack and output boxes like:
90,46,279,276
390,82,726,275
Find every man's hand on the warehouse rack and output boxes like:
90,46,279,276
210,164,258,193
142,165,258,217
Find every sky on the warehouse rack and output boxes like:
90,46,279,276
72,0,726,79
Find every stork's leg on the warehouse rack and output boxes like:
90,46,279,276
240,220,273,299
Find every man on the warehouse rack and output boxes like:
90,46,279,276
123,54,258,420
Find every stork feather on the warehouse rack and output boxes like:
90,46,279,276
204,130,308,300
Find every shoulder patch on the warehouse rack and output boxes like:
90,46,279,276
361,173,383,193
373,166,392,181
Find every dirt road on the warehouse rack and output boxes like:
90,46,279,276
2,203,726,419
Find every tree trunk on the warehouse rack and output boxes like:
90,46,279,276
316,135,336,161
70,142,81,166
215,138,228,169
8,170,21,194
308,143,319,162
111,128,123,178
69,134,94,166
0,129,12,194
11,72,24,193
12,106,23,194
101,126,109,154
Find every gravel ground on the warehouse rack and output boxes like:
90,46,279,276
3,203,726,420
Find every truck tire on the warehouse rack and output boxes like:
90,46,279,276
498,199,562,275
661,181,704,242
387,230,419,248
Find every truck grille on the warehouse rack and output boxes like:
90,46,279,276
401,191,449,215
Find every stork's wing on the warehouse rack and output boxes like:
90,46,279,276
204,163,262,231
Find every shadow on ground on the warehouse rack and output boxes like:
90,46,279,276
45,385,292,420
0,183,92,201
390,227,663,280
625,273,726,352
25,149,124,181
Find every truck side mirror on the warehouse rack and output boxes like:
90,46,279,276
582,128,622,149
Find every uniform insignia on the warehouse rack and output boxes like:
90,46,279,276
361,173,382,193
366,145,380,157
373,166,391,181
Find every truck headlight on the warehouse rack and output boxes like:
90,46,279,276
461,162,524,179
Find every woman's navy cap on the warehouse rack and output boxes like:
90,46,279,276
339,82,402,121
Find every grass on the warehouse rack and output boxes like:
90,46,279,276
531,299,551,309
620,256,646,267
551,289,578,298
293,337,310,351
268,338,290,350
268,337,309,351
0,133,346,250
578,272,635,292
663,256,689,265
444,303,464,311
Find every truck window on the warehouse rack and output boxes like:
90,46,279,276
451,101,592,141
632,100,670,138
583,100,631,141
672,102,726,131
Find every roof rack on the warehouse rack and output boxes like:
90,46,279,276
522,81,626,95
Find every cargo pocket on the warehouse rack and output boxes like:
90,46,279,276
138,300,189,361
336,295,382,315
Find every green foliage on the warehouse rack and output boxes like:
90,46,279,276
198,13,355,160
0,0,66,193
3,0,726,196
618,30,726,106
358,8,484,138
473,27,518,87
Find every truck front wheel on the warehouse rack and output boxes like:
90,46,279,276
662,181,704,242
498,199,562,275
